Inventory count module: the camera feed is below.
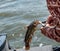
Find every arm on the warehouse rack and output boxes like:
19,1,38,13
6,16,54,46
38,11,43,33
40,15,60,42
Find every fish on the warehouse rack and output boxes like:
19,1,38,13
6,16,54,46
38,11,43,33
24,20,40,50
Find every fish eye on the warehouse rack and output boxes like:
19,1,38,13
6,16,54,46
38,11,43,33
34,22,36,24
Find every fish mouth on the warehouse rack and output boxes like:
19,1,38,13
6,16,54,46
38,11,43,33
39,21,42,24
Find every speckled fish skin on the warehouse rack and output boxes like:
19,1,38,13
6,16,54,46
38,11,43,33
24,20,40,50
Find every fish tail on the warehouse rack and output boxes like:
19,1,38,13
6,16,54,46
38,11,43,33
25,42,30,50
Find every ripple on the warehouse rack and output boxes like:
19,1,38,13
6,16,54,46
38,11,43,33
0,1,16,8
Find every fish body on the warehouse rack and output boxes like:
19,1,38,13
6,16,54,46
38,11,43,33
24,20,40,50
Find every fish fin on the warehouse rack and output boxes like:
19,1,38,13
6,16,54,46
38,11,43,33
24,25,29,29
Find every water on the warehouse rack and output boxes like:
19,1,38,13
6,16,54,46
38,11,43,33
0,0,60,49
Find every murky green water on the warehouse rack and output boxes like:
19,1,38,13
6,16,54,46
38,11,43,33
0,0,60,49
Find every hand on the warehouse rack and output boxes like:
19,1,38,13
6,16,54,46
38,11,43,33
40,26,60,42
40,15,60,42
